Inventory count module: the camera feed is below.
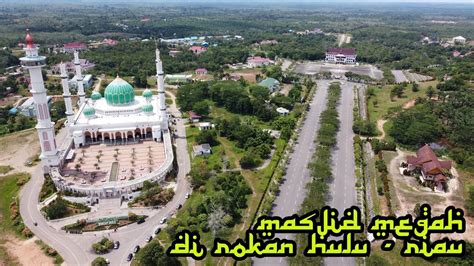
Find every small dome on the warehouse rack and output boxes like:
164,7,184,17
83,106,96,117
104,76,135,106
142,89,152,98
142,104,154,113
91,91,102,101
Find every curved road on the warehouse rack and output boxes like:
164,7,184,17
19,92,191,265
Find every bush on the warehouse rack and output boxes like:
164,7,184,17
43,197,68,220
195,129,219,146
91,257,107,266
240,151,262,169
92,238,114,254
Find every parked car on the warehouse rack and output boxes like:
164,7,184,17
155,227,161,235
114,241,120,249
147,236,153,242
127,253,133,261
137,217,145,224
185,193,190,199
177,204,182,210
160,217,167,224
133,245,140,253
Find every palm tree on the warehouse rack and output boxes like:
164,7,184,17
94,163,99,170
115,148,119,154
75,164,81,172
96,155,101,163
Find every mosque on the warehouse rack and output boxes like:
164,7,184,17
20,30,173,199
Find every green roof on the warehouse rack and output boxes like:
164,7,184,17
142,103,154,113
258,77,279,88
104,77,135,106
84,106,96,117
142,89,152,98
91,91,102,101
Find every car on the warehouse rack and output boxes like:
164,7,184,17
146,236,153,242
33,222,38,226
185,193,190,199
137,218,145,224
133,245,140,253
154,227,161,235
105,259,110,264
114,241,120,249
177,204,182,210
160,217,167,224
127,253,133,261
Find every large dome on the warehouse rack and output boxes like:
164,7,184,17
104,77,135,106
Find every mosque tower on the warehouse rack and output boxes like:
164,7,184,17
20,30,60,173
155,48,168,130
73,51,86,106
59,62,75,127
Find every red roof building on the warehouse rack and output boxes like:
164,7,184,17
406,144,452,191
189,46,207,55
325,48,357,64
63,42,87,53
103,39,119,46
195,68,208,75
247,56,273,67
188,111,202,123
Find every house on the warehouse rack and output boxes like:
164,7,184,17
69,74,94,90
169,50,181,57
52,59,95,74
276,107,290,116
165,74,192,84
62,42,87,53
259,40,278,46
405,144,452,192
193,143,212,157
259,78,280,93
325,48,357,64
452,36,466,44
195,68,208,75
247,56,273,68
102,39,119,46
453,51,461,57
198,122,212,131
188,111,202,123
189,46,207,55
18,96,52,117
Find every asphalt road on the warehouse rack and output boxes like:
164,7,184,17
19,92,191,265
254,80,329,266
325,81,357,266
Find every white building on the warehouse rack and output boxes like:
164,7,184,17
325,48,357,64
453,36,466,44
276,107,290,116
18,96,52,117
21,30,173,199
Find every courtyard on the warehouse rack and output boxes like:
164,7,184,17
61,140,166,186
293,61,384,80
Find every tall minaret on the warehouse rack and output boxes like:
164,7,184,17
59,62,75,126
20,30,60,173
155,48,168,130
73,51,86,106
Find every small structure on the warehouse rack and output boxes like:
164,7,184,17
169,50,181,57
198,122,212,131
102,39,118,46
195,68,208,75
276,107,290,116
259,78,280,93
325,48,357,64
193,143,212,157
165,74,192,84
63,42,87,53
18,96,52,117
453,51,461,57
247,56,273,68
452,36,466,44
259,40,278,46
70,74,94,90
188,111,202,123
189,46,207,55
52,59,95,74
405,144,452,192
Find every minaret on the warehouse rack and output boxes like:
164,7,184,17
20,30,60,173
59,62,75,126
73,51,86,106
155,48,168,130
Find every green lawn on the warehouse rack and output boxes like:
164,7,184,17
0,173,30,235
0,165,13,175
367,80,438,124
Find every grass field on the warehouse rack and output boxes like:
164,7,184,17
367,80,438,124
0,165,13,175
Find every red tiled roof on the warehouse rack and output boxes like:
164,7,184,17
64,42,86,49
434,174,447,183
439,160,452,169
326,48,356,56
407,144,452,176
188,111,202,119
247,56,271,63
189,46,207,52
407,155,418,165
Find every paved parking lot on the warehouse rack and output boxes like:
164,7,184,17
294,62,384,80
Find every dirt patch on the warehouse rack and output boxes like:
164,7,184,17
1,236,54,266
0,129,39,174
402,99,415,109
376,119,387,140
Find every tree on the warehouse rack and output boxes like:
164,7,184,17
248,84,270,101
43,197,68,219
135,241,180,266
195,129,218,146
426,86,435,98
412,83,419,92
240,150,262,169
91,257,108,266
208,206,226,236
192,100,210,116
467,186,474,217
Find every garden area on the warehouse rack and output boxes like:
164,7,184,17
91,237,114,254
128,180,175,207
62,212,147,233
41,196,90,220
